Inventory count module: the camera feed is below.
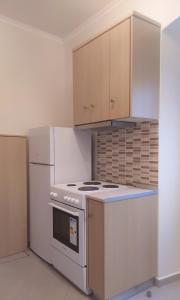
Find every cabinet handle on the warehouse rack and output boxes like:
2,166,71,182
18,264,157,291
83,105,88,110
88,213,93,219
110,99,115,104
90,104,95,109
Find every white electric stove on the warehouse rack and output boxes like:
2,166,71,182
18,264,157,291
50,180,124,209
49,180,123,295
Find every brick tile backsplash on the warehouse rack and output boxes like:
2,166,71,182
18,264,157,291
94,122,158,188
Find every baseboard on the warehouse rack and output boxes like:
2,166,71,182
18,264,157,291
110,279,154,300
155,271,180,287
0,251,28,264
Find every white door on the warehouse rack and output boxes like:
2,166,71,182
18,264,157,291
29,163,54,263
29,127,54,165
54,127,92,183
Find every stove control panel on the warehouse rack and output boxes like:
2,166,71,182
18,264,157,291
50,189,85,210
50,192,58,199
64,196,80,205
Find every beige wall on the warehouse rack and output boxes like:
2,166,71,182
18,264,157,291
0,17,73,136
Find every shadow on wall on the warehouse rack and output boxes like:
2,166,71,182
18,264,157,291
158,16,180,279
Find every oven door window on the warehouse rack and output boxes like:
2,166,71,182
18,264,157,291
53,207,79,253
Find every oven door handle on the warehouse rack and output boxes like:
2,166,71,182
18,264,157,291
49,202,79,217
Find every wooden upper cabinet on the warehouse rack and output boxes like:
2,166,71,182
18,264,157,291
73,14,160,126
73,32,109,125
109,19,131,119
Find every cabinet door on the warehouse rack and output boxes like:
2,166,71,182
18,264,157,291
73,49,91,125
105,196,157,298
88,196,157,300
0,136,27,257
110,19,131,119
73,32,110,125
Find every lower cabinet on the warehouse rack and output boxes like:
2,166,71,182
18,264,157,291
0,136,27,258
87,195,157,300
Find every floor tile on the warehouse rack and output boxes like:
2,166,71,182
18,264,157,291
0,250,180,300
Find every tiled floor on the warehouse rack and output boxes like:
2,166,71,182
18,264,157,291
131,281,180,300
0,250,180,300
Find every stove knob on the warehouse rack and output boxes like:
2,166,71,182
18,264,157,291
50,192,54,197
53,193,58,198
71,198,76,203
64,196,68,201
67,197,71,202
75,199,79,204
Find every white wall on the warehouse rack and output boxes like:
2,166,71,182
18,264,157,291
158,17,180,279
0,17,73,136
64,0,180,279
65,0,180,47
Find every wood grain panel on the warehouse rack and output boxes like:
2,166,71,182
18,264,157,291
0,136,27,258
87,195,157,300
109,18,131,119
87,199,105,299
105,195,157,298
73,32,110,125
73,49,91,125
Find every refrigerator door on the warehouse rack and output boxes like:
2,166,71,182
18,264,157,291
29,163,54,263
54,127,92,183
29,127,54,165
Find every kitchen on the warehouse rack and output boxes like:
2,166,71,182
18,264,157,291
0,1,179,300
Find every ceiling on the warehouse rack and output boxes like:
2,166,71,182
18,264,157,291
0,0,114,38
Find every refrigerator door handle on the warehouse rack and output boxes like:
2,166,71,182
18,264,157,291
49,202,79,217
29,162,54,166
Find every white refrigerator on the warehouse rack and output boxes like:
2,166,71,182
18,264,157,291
29,127,91,263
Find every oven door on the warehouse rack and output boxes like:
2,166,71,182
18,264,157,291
49,201,86,267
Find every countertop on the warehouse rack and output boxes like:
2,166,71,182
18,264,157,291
88,185,158,203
